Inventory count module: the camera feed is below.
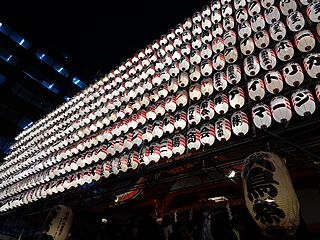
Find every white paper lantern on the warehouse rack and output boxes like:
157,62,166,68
200,59,213,77
132,129,143,146
174,111,187,130
160,68,171,82
211,9,222,23
280,0,297,16
201,78,213,96
223,30,237,47
163,115,175,134
275,40,294,62
303,53,320,79
139,146,150,165
240,37,255,55
223,16,235,30
238,21,252,39
252,103,272,129
226,64,241,85
142,124,153,142
244,55,260,77
213,71,228,92
270,96,292,123
182,30,192,42
282,62,304,87
188,105,201,125
189,83,202,101
172,134,186,155
215,117,231,141
168,78,179,93
224,47,238,64
149,143,161,163
106,141,116,156
119,154,128,172
165,95,177,113
229,87,245,109
291,89,316,116
264,71,284,94
111,158,120,175
137,109,147,125
160,139,173,159
189,65,201,82
202,29,213,44
306,2,320,23
212,53,226,71
294,30,315,53
152,120,164,139
200,44,213,59
191,35,202,50
169,62,180,77
234,0,246,10
200,99,215,120
114,137,124,154
128,151,139,170
147,105,157,121
214,93,229,114
235,7,248,23
254,30,270,50
179,55,191,71
287,11,305,32
200,123,215,146
178,71,190,87
123,132,133,150
187,128,201,150
211,0,221,11
269,21,286,41
155,100,166,116
259,48,277,70
231,111,249,136
176,90,189,107
264,6,281,24
212,37,225,53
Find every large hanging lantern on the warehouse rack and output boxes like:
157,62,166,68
282,62,304,87
252,103,272,129
188,105,201,125
212,37,225,53
160,139,173,159
212,53,226,71
139,146,150,165
291,89,316,116
223,30,237,47
280,0,297,16
201,59,214,77
235,7,248,23
275,40,294,62
229,87,245,109
238,21,252,39
165,95,177,113
244,55,260,77
227,64,241,85
149,143,161,163
242,152,300,237
187,128,201,150
270,96,292,123
231,111,249,137
264,71,284,94
189,83,202,101
212,23,224,38
240,37,255,56
153,120,164,139
174,111,187,130
223,16,235,31
132,129,143,146
213,71,228,91
163,115,175,134
201,78,214,96
303,53,320,79
269,21,286,41
214,93,229,114
264,6,281,24
215,117,231,142
224,46,239,64
200,99,215,120
142,124,153,142
172,134,186,155
189,65,201,82
200,123,215,146
259,48,277,70
178,71,190,87
287,11,305,32
306,2,320,23
254,30,270,49
294,30,315,53
176,90,189,107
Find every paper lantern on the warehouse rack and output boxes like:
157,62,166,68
114,137,124,154
200,99,215,120
242,152,300,237
282,62,304,87
291,89,316,116
200,44,213,59
252,103,272,129
248,1,261,16
234,0,246,10
275,40,294,62
264,71,284,94
124,132,133,150
174,111,187,130
202,29,213,44
160,139,173,159
153,120,164,139
227,64,241,85
139,146,150,165
192,11,202,23
152,73,162,87
169,62,180,77
259,48,277,70
211,9,222,23
189,83,202,101
188,105,201,125
244,55,260,77
223,16,235,30
178,71,190,87
316,83,320,102
222,3,233,17
252,14,266,33
155,100,166,116
119,154,129,172
165,95,177,113
229,87,245,109
212,53,226,71
182,30,192,42
168,78,179,93
280,0,297,16
213,71,228,91
294,30,315,53
150,89,159,103
224,47,238,64
264,6,281,24
287,11,305,32
187,128,201,150
191,35,202,50
149,143,161,163
95,145,108,161
303,53,320,79
147,105,157,121
202,16,213,29
172,134,186,155
231,111,249,136
179,55,191,71
215,117,231,141
306,2,320,23
240,37,255,55
269,21,286,41
106,141,116,156
160,68,171,82
212,37,225,53
200,123,215,146
142,124,153,142
92,165,102,181
155,59,165,72
189,65,201,82
137,109,147,125
176,90,189,107
223,30,237,47
214,93,229,115
235,7,249,23
163,115,175,134
200,59,214,77
128,151,139,170
111,158,120,175
270,96,292,123
211,0,221,11
238,21,252,39
132,129,143,146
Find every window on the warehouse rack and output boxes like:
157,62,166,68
53,62,69,77
17,117,33,130
72,77,87,89
42,81,60,94
9,32,31,49
0,46,18,65
35,50,54,66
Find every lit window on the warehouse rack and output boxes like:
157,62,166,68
42,81,59,94
0,46,17,65
9,32,31,49
53,63,68,77
35,50,54,66
18,117,33,130
0,23,13,36
72,77,87,89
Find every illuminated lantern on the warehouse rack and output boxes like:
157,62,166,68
102,161,111,178
291,89,316,116
223,16,235,30
202,29,213,44
173,48,182,61
212,37,225,53
202,16,213,29
172,134,186,155
147,64,156,77
95,145,108,161
188,105,201,125
160,68,170,82
142,124,153,142
149,143,161,163
187,128,201,150
235,8,249,23
120,154,128,172
139,146,150,165
132,98,141,111
229,87,245,109
214,93,229,114
275,40,294,62
223,30,237,47
106,141,116,156
270,96,292,123
124,102,133,116
259,48,277,70
114,137,124,154
153,120,164,139
169,62,180,77
269,21,286,41
212,23,224,37
165,95,177,113
200,99,215,120
182,30,192,43
222,3,233,17
152,73,162,86
215,117,231,141
211,10,222,23
190,50,202,66
132,129,143,146
213,71,228,91
176,90,189,107
211,0,221,11
178,71,189,87
168,78,179,93
224,47,238,64
294,30,315,53
244,55,260,76
155,59,165,71
227,64,241,85
202,5,211,17
238,21,252,39
240,37,255,55
191,35,202,50
155,101,166,116
123,132,133,150
200,123,215,146
192,11,202,24
128,151,139,170
287,11,305,32
212,53,226,71
174,111,187,130
306,2,320,23
200,60,214,77
242,152,300,237
102,127,112,141
163,115,175,134
264,6,281,24
250,14,265,32
234,0,246,10
303,53,320,79
160,34,168,46
117,106,126,119
200,44,213,59
137,109,147,125
189,83,202,101
248,1,261,16
111,158,120,175
158,84,168,99
147,105,156,120
179,55,191,71
201,78,214,96
280,0,297,16
282,62,304,87
189,65,201,82
316,83,320,102
160,139,173,159
264,71,284,94
252,103,272,129
231,111,249,136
